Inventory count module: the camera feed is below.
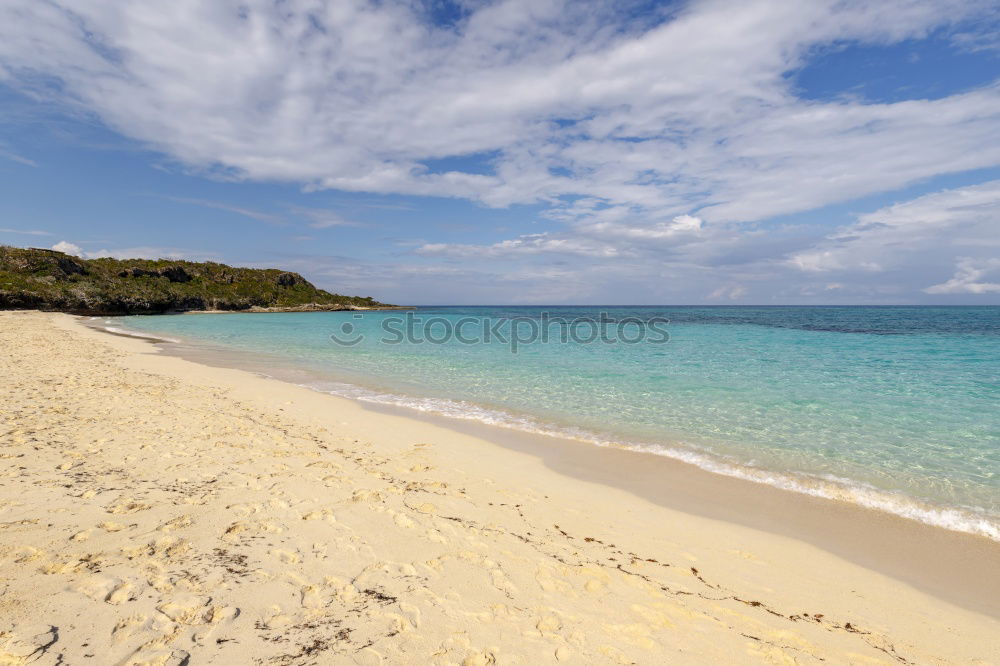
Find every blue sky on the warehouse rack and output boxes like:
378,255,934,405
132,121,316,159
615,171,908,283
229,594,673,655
1,0,999,304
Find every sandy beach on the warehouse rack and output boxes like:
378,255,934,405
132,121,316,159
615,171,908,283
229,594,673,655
1,310,998,665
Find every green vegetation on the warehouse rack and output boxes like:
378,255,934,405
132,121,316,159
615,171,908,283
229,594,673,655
0,246,391,314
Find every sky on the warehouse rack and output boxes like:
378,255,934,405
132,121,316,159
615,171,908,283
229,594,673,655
1,0,999,305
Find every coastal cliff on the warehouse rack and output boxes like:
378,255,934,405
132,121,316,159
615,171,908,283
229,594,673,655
0,246,393,314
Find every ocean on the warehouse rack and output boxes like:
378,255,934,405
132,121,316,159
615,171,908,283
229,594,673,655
109,306,1000,540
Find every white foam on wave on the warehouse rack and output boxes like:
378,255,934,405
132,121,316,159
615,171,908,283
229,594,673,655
96,320,182,344
623,442,1000,541
301,378,1000,542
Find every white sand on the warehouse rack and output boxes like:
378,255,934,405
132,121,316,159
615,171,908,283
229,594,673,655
1,310,997,665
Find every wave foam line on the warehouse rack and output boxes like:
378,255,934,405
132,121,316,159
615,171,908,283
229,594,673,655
302,379,1000,542
92,319,182,344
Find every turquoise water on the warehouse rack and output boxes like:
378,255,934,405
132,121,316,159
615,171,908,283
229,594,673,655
112,306,1000,539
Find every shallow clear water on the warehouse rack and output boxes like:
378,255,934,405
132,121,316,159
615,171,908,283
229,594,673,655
113,306,1000,539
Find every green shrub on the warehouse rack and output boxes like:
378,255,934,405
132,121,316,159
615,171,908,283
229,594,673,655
0,246,392,314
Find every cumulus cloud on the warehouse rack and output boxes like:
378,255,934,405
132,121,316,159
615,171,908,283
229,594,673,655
409,177,1000,303
709,284,748,300
925,258,1000,294
46,244,219,261
580,215,704,240
275,251,646,304
787,179,1000,275
1,0,998,229
51,240,82,255
417,232,623,258
84,246,219,261
415,211,707,260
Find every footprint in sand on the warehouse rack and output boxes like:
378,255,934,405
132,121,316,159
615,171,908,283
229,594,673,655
191,606,240,646
298,585,322,608
156,595,228,626
398,602,421,629
536,615,563,634
98,521,126,532
392,512,416,529
106,497,152,515
351,489,385,504
306,460,342,470
301,508,336,521
261,606,294,630
354,647,384,665
226,501,264,516
13,546,46,564
322,576,360,603
123,648,190,666
111,614,150,644
223,520,284,540
0,624,58,663
462,651,498,666
157,515,193,532
271,548,301,564
424,528,447,544
72,576,136,604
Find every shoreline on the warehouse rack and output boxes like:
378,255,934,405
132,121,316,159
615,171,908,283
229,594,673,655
98,315,999,536
179,305,416,314
396,406,1000,617
91,314,1000,617
2,310,997,663
18,304,415,317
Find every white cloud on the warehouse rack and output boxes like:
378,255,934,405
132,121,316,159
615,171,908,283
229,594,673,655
290,207,361,229
709,284,748,300
0,149,36,167
788,250,883,273
275,252,640,305
51,240,82,255
417,232,623,258
580,214,704,240
0,227,51,236
159,197,361,229
85,246,219,261
787,179,1000,275
414,212,707,261
925,258,1000,294
408,178,1000,303
0,0,998,230
163,196,285,225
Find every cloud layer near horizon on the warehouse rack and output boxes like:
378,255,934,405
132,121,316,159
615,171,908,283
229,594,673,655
2,0,999,302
